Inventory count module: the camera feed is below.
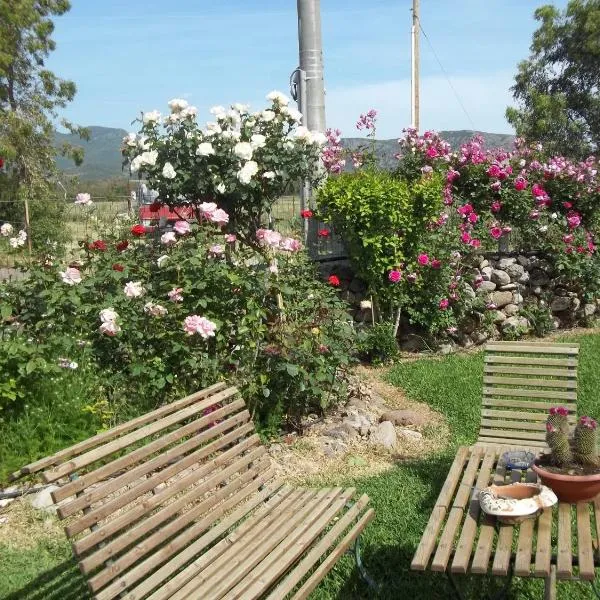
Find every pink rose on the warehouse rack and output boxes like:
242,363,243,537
199,202,218,219
532,183,546,197
99,321,121,336
460,232,471,244
183,315,217,339
60,267,82,286
280,237,302,252
489,226,503,239
563,234,574,243
173,220,191,235
487,164,501,178
514,176,527,191
467,212,478,224
470,238,481,248
563,201,573,209
529,209,540,220
457,203,473,216
426,146,438,159
417,254,429,266
209,209,229,226
161,231,177,246
168,287,184,302
438,298,449,310
567,212,581,229
491,201,502,213
431,259,442,269
388,270,402,283
490,181,501,192
209,244,224,255
225,233,237,243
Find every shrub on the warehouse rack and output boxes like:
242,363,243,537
357,321,399,364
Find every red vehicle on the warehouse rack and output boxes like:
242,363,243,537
136,183,196,228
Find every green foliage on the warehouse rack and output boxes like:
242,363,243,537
506,0,600,158
520,302,554,337
357,321,399,364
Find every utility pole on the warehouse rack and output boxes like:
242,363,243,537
411,0,420,132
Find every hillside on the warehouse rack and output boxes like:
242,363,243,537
54,126,515,180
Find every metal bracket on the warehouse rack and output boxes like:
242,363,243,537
446,567,513,600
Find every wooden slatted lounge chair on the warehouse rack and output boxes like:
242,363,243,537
474,341,579,449
11,383,375,600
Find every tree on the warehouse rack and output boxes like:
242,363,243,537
0,0,86,248
506,0,600,158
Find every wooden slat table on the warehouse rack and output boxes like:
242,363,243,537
412,446,600,599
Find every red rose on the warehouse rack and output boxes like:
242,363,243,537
131,224,146,237
112,263,124,272
116,240,129,252
318,229,330,238
89,240,107,251
328,275,340,287
149,200,162,213
300,209,313,219
0,157,4,169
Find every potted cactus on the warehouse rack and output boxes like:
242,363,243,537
532,407,600,502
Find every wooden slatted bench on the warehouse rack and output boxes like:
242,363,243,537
410,342,600,599
11,383,375,600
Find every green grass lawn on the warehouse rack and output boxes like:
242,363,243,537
2,332,599,599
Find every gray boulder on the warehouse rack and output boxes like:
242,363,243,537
371,421,397,450
491,270,511,286
490,291,513,308
380,409,427,427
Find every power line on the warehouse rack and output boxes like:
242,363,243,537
418,21,478,131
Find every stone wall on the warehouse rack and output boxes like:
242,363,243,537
319,254,599,351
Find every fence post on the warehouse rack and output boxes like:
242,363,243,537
23,197,32,263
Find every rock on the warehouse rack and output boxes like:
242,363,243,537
530,268,550,287
490,310,507,323
490,291,513,308
398,429,423,441
343,413,372,432
517,271,530,284
501,316,530,332
28,485,60,512
481,266,493,281
269,443,283,454
371,421,397,449
499,283,517,291
513,293,524,304
477,280,497,293
439,343,456,355
462,285,476,299
505,263,525,280
320,438,348,456
401,337,428,352
584,303,597,317
498,257,517,269
503,303,519,316
491,270,511,286
347,397,368,411
517,255,531,268
571,297,581,312
460,316,479,334
479,259,489,269
324,426,354,440
380,409,427,427
458,333,474,348
471,330,490,345
551,296,571,312
531,286,543,296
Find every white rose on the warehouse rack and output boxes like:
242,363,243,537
237,161,259,184
216,183,226,194
196,142,215,156
123,132,137,147
310,131,327,146
233,103,249,113
168,98,189,113
157,255,169,267
250,134,266,149
162,162,177,179
99,308,119,323
539,225,548,233
221,130,241,140
123,281,146,298
0,223,13,236
234,142,253,161
284,140,295,150
180,105,198,119
266,90,290,106
142,110,161,124
281,106,303,122
262,171,275,180
226,109,241,124
360,300,373,310
261,110,276,122
204,122,222,136
294,126,312,143
551,212,558,219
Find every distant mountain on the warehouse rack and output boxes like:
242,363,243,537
54,126,515,181
55,126,128,180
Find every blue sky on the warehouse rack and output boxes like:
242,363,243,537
48,0,568,139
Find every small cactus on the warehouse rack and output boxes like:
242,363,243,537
574,416,599,466
547,406,570,434
546,421,573,466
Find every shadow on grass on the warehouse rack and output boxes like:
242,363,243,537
3,558,90,600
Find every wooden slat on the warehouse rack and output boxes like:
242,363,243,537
484,366,577,378
478,429,546,441
10,383,228,480
483,389,577,401
106,481,290,600
513,467,537,577
482,409,576,423
485,356,578,367
594,497,600,567
262,495,371,600
43,386,239,483
534,507,553,577
480,419,547,432
491,470,521,576
86,458,273,587
484,376,577,389
476,437,548,448
431,449,483,572
167,489,323,600
556,503,572,579
411,446,470,570
485,344,578,354
57,408,251,512
544,565,557,600
74,440,264,557
451,450,496,573
577,503,595,580
281,509,376,600
201,488,354,599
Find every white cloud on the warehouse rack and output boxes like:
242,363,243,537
324,70,516,139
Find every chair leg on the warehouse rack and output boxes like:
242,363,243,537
352,535,379,591
544,565,556,600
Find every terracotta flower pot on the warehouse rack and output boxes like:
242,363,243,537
532,462,600,503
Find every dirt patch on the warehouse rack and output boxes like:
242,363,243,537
0,499,64,550
269,366,449,486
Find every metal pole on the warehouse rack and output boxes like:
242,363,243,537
411,0,420,131
297,0,326,134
